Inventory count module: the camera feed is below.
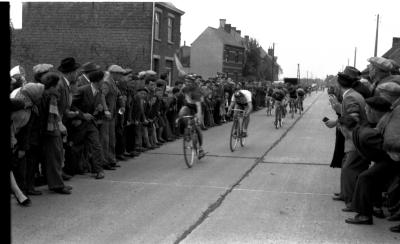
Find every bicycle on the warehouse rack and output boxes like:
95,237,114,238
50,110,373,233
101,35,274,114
289,98,296,119
179,115,204,168
265,96,273,116
297,96,304,114
229,109,246,152
274,101,283,129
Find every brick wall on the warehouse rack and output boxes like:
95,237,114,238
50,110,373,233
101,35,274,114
12,2,155,80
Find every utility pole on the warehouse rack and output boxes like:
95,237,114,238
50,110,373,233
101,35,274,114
354,47,357,68
374,14,380,57
347,58,349,66
297,63,300,83
271,42,275,81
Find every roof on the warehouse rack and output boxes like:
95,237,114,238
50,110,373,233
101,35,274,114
157,2,185,15
383,46,400,65
208,27,245,48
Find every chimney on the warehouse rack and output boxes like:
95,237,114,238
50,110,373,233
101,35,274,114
184,41,186,46
219,19,226,28
393,37,400,48
236,30,241,36
224,24,231,33
268,47,273,56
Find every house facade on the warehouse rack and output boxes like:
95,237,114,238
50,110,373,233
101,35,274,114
11,2,184,84
190,19,246,80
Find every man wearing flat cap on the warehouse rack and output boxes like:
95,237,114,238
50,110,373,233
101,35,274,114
98,65,126,168
368,57,398,96
69,70,110,178
330,66,370,209
77,62,101,87
345,96,399,225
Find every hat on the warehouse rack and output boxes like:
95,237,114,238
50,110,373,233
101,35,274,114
137,87,149,93
337,66,361,87
81,62,100,73
58,57,80,73
124,68,133,75
10,65,21,77
365,96,392,112
138,71,147,79
33,64,54,75
107,64,126,74
145,70,157,76
368,57,394,72
88,70,104,83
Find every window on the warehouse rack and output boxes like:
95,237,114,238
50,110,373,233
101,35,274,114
154,12,160,40
235,51,239,63
168,17,173,43
165,60,173,85
153,58,159,74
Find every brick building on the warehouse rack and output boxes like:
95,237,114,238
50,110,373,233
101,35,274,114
11,2,184,85
190,19,246,80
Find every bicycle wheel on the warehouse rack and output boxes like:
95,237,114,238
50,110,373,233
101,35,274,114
183,129,196,168
229,119,239,152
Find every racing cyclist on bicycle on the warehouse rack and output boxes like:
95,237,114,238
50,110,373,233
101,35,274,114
178,83,206,158
296,87,305,112
272,87,286,122
288,85,298,113
227,88,253,137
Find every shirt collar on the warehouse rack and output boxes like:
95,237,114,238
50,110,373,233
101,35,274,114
63,76,70,87
343,88,352,98
90,83,98,95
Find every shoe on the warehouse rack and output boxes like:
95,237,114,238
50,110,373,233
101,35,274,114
64,185,73,190
158,138,166,143
333,192,340,197
135,147,146,152
116,155,128,161
102,164,116,170
198,149,206,159
390,224,400,233
14,194,31,206
345,214,373,225
388,211,400,221
166,138,174,142
26,189,42,196
342,207,355,212
110,162,121,168
241,131,248,137
62,172,72,181
95,171,105,179
52,187,71,194
332,196,344,201
156,142,163,146
372,208,385,219
129,151,141,157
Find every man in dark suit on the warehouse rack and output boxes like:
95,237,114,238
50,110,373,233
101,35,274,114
57,57,81,182
330,67,370,210
69,70,109,179
77,62,101,87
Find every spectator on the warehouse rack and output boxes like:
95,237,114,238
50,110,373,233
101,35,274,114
77,62,101,87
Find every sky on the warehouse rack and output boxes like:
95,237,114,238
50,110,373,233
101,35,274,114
9,0,400,79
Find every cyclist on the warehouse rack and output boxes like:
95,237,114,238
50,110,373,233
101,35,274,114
227,88,253,137
287,85,298,113
265,86,274,114
296,87,305,112
178,82,206,158
272,86,286,122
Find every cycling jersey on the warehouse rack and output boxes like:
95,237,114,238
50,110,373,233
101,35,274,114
272,90,285,101
231,89,252,105
297,88,305,97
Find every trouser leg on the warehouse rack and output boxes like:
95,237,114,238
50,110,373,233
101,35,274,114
43,135,65,190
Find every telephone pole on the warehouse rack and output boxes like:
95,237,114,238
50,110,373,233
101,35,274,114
374,14,380,57
354,47,357,68
297,63,300,83
271,42,275,81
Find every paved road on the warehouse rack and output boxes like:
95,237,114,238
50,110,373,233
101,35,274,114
11,91,399,243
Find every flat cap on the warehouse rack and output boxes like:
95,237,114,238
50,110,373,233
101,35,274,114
81,62,101,73
33,64,54,75
88,70,105,83
107,65,126,73
368,57,394,72
365,96,392,112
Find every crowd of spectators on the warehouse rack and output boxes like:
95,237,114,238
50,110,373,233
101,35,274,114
9,57,269,207
324,56,400,233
